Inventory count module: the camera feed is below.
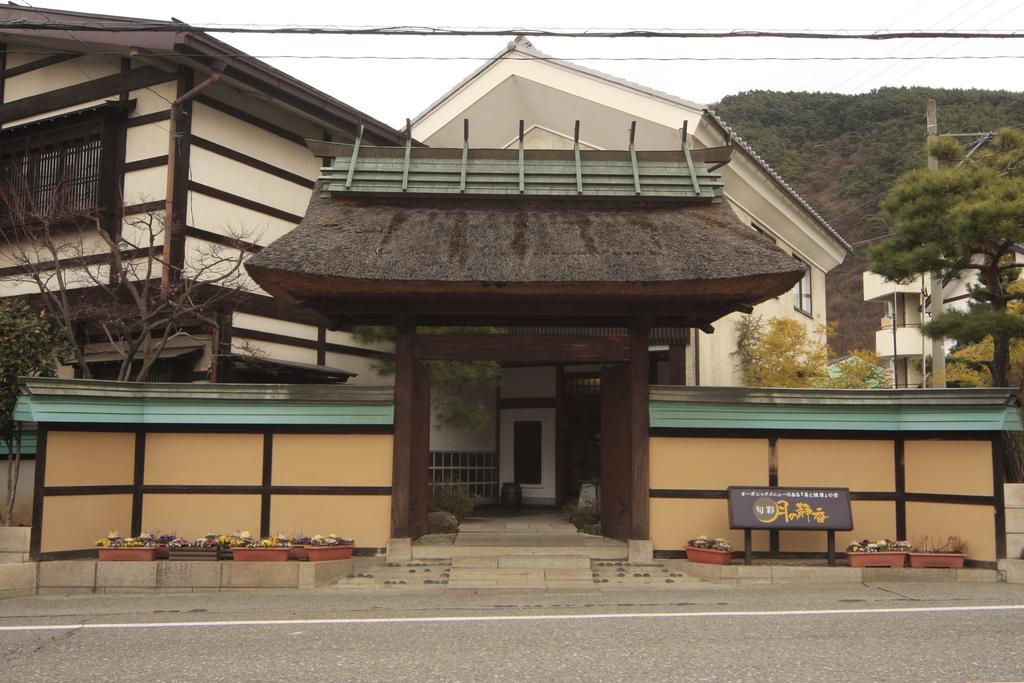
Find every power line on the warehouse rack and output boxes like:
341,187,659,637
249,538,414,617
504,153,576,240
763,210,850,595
1,22,1024,39
5,49,1024,62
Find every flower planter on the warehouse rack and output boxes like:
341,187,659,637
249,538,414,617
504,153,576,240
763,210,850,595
685,546,733,565
155,544,170,560
908,553,966,569
231,547,291,562
306,545,354,562
98,547,157,561
846,551,906,568
289,545,309,561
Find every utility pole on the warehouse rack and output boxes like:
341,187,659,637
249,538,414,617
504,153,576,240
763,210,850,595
926,99,946,387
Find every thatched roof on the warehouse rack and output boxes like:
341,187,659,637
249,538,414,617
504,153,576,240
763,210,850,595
246,189,805,326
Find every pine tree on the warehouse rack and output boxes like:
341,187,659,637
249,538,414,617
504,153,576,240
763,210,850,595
871,129,1024,387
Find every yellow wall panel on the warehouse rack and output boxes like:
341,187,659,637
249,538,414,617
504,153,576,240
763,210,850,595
650,498,768,552
270,495,391,548
906,502,995,562
650,437,768,490
42,494,132,553
144,433,262,486
778,439,894,491
45,432,135,487
780,501,896,552
141,494,261,539
272,434,393,487
904,440,992,496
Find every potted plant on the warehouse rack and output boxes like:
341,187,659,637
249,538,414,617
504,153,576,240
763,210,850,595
230,533,292,562
908,536,967,568
845,539,911,568
95,531,157,561
305,534,355,561
685,535,734,565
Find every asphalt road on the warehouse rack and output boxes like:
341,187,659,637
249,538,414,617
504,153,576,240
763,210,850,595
1,581,1023,681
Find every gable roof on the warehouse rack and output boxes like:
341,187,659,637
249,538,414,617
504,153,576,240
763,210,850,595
413,37,850,253
0,5,405,144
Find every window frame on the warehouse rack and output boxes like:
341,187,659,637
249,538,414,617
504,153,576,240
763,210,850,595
793,260,813,317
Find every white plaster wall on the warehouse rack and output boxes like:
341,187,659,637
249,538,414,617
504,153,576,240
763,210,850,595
232,337,316,365
191,99,321,181
128,82,177,117
187,191,296,246
188,146,313,217
3,56,119,102
0,461,34,526
233,312,318,341
324,352,392,387
125,123,168,163
122,166,167,205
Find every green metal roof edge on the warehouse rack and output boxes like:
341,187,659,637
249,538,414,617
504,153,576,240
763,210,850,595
15,379,395,426
649,399,1023,432
0,432,36,455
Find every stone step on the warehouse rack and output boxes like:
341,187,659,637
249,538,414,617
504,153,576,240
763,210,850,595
451,556,591,569
446,580,597,591
450,567,594,582
413,544,626,560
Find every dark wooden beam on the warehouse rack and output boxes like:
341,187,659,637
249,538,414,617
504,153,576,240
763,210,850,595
390,315,415,539
164,66,193,276
193,94,307,147
29,429,47,560
414,334,631,363
628,318,651,540
0,66,172,123
191,135,315,189
187,181,304,224
1,52,74,79
130,430,146,537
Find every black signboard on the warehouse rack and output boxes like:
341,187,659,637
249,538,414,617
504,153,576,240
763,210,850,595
727,486,853,567
728,486,853,531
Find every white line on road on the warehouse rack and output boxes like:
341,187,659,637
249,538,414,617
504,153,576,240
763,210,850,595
0,604,1023,632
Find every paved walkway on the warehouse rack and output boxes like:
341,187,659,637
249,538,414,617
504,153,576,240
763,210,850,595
454,509,622,548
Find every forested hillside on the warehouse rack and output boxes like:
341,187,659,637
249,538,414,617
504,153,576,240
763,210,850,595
713,87,1024,355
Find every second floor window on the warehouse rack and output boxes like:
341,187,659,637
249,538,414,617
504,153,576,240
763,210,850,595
793,263,812,315
0,118,104,219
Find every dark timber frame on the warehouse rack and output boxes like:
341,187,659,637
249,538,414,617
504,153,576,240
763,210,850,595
648,427,1008,569
29,422,393,560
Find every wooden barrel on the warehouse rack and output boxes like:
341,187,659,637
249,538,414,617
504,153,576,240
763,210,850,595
500,482,522,509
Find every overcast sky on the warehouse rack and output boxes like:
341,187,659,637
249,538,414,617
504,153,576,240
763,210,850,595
21,0,1024,128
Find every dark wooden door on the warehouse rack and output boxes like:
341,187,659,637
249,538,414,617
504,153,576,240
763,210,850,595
600,364,630,541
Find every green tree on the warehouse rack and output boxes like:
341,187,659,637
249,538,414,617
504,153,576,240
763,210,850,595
734,316,830,387
353,326,502,431
822,349,887,389
871,129,1024,387
0,300,67,526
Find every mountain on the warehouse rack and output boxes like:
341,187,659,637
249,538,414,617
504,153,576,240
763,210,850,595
713,87,1024,355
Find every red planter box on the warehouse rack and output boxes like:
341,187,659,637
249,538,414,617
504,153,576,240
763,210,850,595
98,547,157,561
306,545,354,561
155,544,170,560
846,552,906,568
908,553,965,568
231,547,291,562
685,546,733,565
289,545,309,561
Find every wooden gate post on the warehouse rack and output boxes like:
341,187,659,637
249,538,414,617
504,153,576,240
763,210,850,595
390,315,415,539
628,317,651,542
